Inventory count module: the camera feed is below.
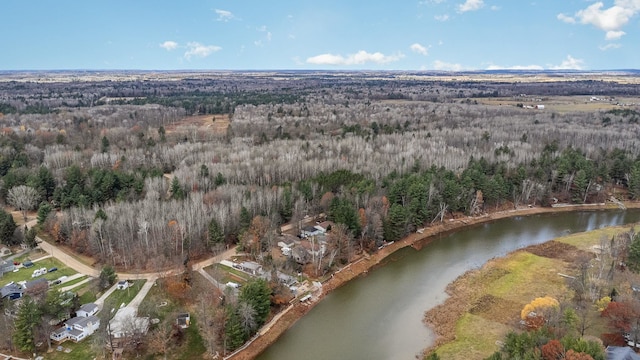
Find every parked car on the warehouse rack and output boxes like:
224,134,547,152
51,279,62,285
48,267,57,273
22,260,34,268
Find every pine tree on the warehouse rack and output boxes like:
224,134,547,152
208,218,224,247
13,296,41,353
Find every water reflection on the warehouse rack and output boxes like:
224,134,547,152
258,210,640,360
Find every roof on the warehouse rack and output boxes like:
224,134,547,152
25,278,49,290
606,346,640,360
0,283,23,298
79,303,98,313
240,261,261,271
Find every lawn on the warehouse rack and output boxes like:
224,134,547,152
208,263,251,284
105,279,146,308
1,257,78,286
138,281,180,321
39,339,96,360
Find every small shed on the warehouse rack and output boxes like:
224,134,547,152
176,313,190,329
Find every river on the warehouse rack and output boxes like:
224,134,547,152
257,210,640,360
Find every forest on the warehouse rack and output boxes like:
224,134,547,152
1,70,640,356
1,72,639,269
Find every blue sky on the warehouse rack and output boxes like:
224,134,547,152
1,0,638,70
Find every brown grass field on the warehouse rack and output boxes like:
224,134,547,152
164,114,230,135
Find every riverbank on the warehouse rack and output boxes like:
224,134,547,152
422,222,639,359
229,202,640,360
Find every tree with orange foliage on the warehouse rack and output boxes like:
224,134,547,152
541,339,564,360
521,296,560,330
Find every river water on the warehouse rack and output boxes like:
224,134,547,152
257,210,640,360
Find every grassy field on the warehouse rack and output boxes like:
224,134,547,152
105,279,146,307
207,263,251,284
1,257,78,285
39,340,96,360
429,226,638,360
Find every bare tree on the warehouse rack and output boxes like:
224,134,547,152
7,185,40,222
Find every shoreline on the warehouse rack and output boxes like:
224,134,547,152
228,202,640,360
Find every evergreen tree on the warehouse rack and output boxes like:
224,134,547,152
239,206,251,233
208,218,224,246
0,209,17,246
238,278,271,326
99,265,117,290
101,136,110,153
383,203,410,241
36,202,52,225
629,162,640,199
24,225,37,249
328,197,361,235
13,296,41,353
279,186,293,221
225,305,248,351
170,177,184,200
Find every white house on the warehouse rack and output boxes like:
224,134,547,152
116,280,130,290
76,303,99,317
109,306,149,339
50,315,100,343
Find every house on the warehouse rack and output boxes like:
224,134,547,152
24,278,48,292
0,259,15,275
109,307,149,339
50,315,100,343
314,221,334,233
116,280,129,290
176,313,190,329
235,261,262,276
0,283,24,300
301,225,323,238
606,346,640,360
292,246,310,264
277,272,298,286
76,303,99,317
0,246,11,257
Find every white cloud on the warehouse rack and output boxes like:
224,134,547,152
433,60,464,71
184,42,221,60
550,55,584,70
419,0,446,4
599,43,622,50
606,30,626,39
557,13,576,24
486,64,544,70
215,9,235,22
306,51,405,66
160,41,178,51
410,43,429,56
560,0,640,40
490,5,500,11
458,0,484,12
434,14,450,21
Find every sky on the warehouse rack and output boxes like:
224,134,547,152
1,0,638,71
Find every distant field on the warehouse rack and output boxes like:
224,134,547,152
165,114,230,136
477,96,637,113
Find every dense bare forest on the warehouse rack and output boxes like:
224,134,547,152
1,71,640,274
